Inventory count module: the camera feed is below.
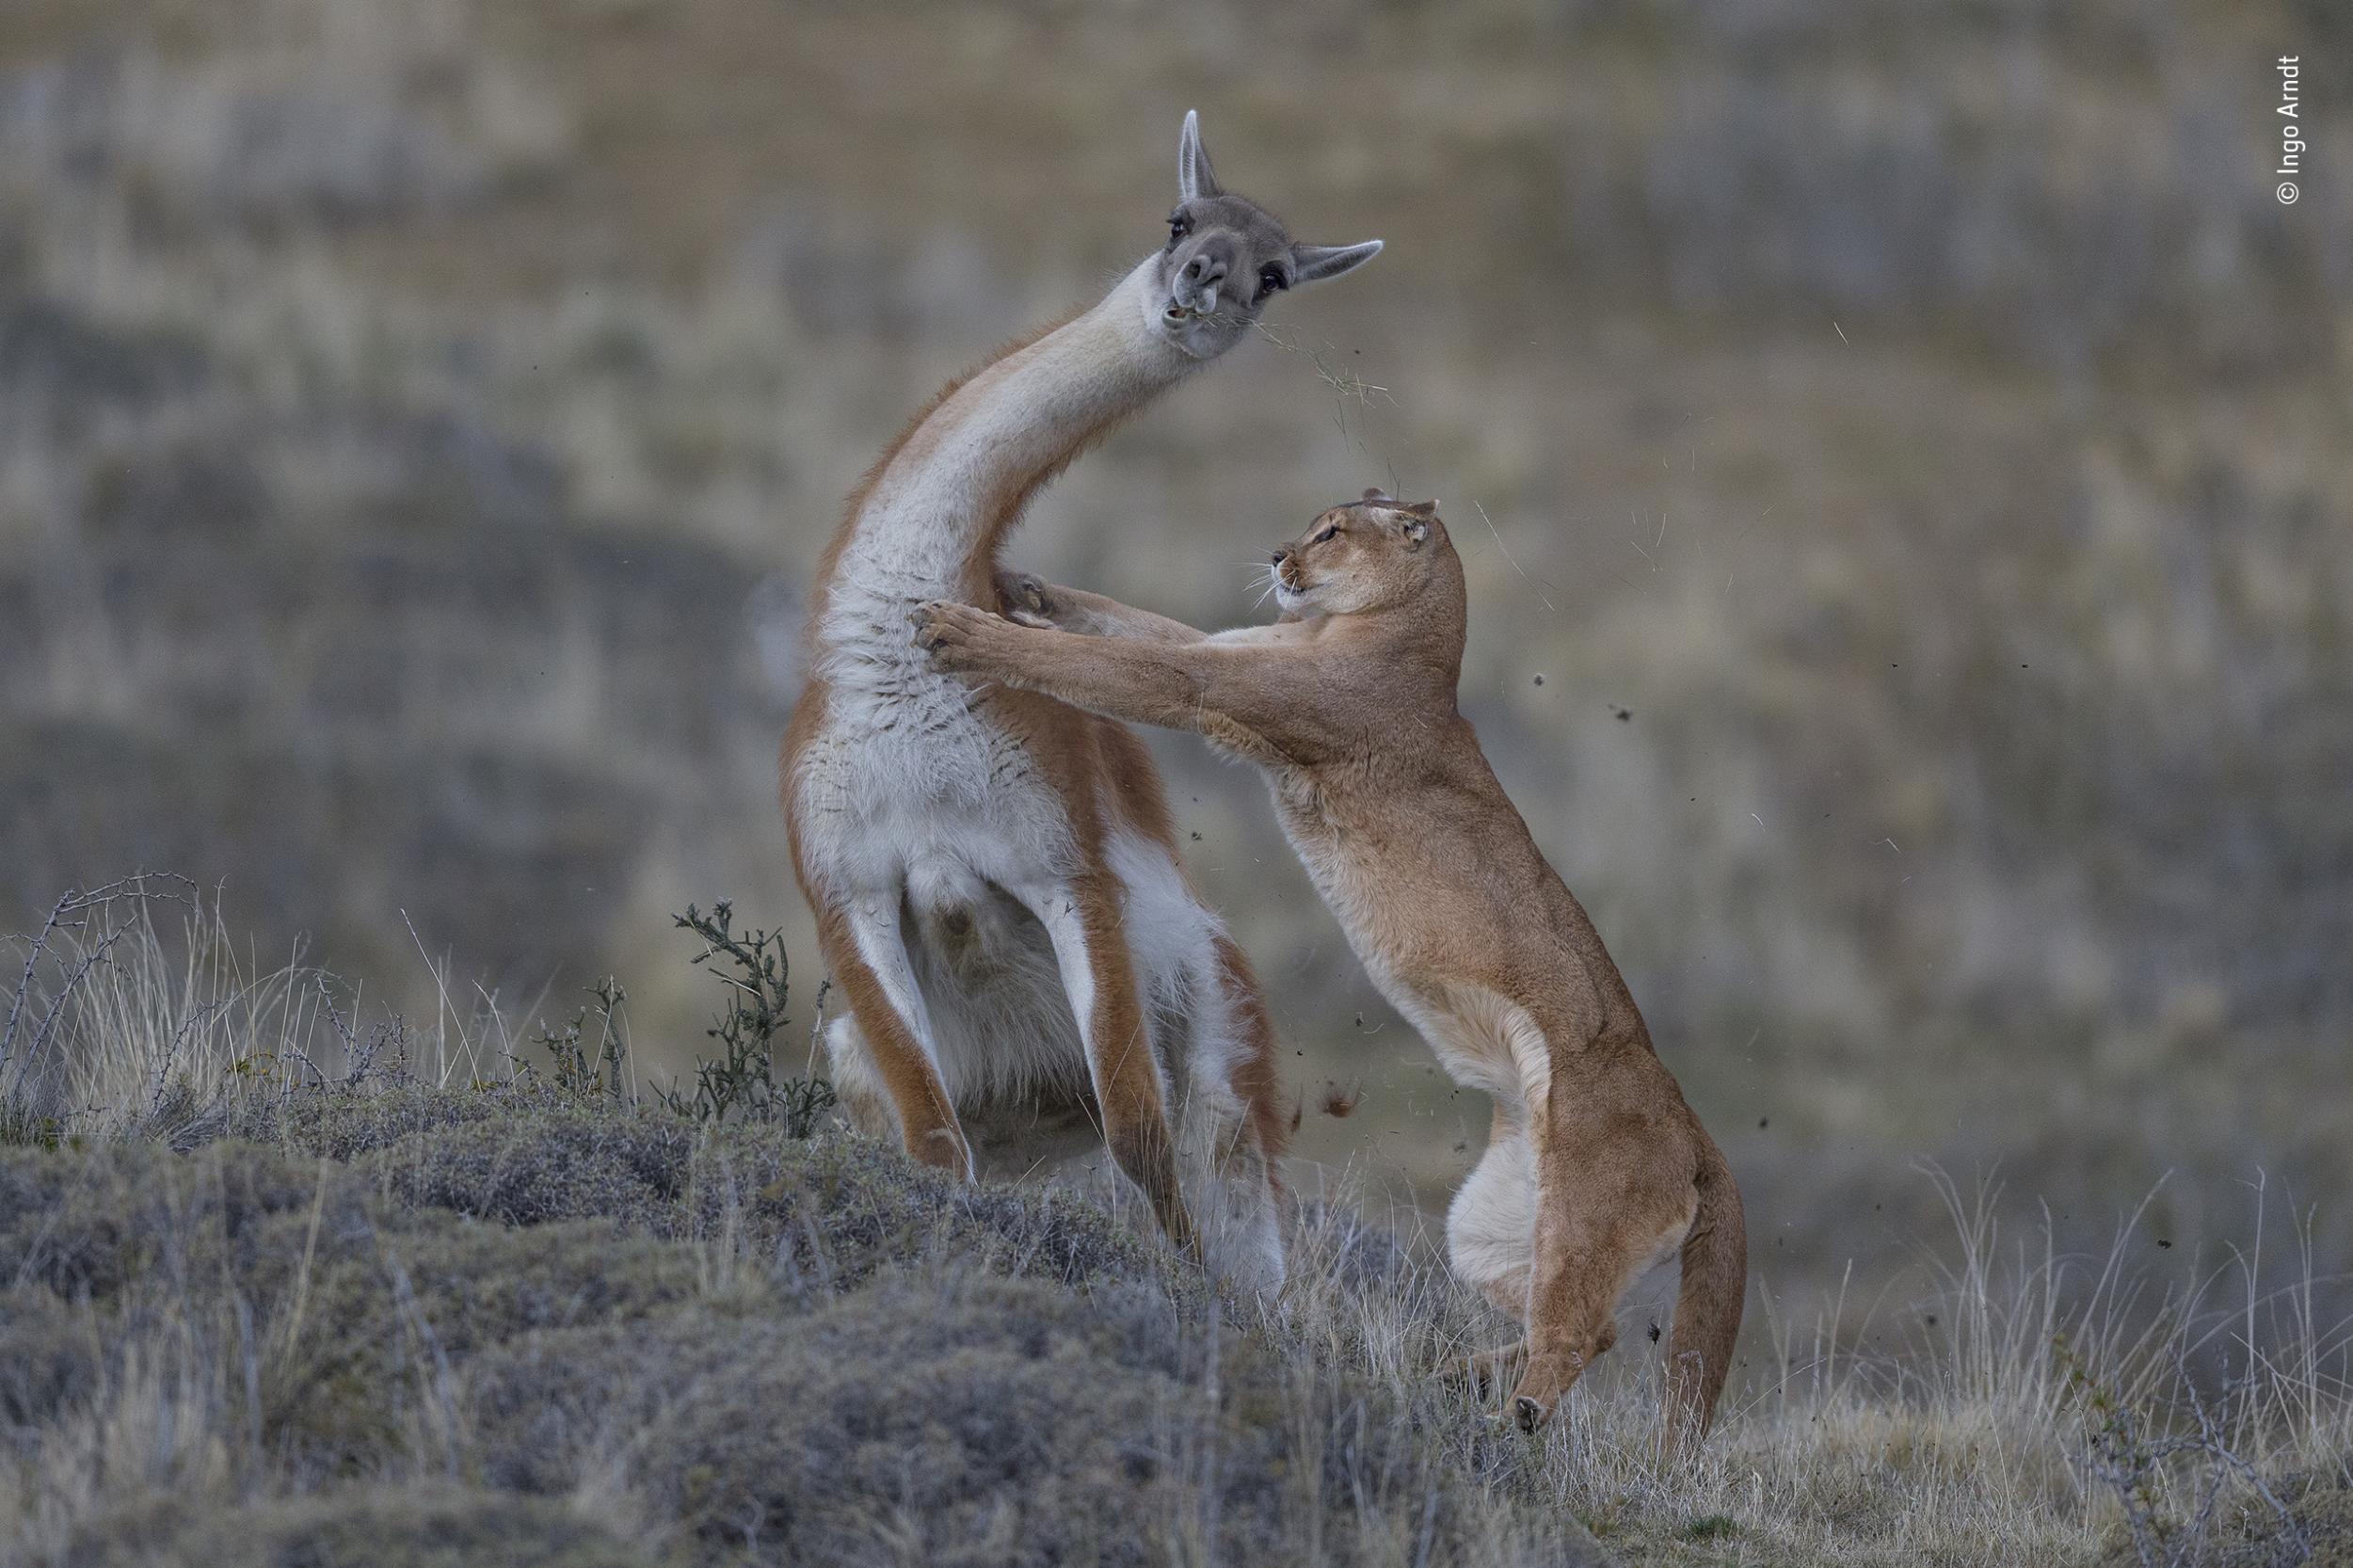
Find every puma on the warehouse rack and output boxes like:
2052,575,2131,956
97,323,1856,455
920,492,1747,1443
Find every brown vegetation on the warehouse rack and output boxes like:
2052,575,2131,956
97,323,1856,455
2,895,2345,1566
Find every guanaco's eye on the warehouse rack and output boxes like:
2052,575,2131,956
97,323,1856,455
1167,212,1190,248
1311,524,1338,545
1258,265,1288,296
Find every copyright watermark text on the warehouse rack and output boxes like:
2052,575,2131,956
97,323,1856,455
2276,55,2303,204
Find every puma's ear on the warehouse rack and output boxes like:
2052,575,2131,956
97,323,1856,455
1402,498,1440,516
1401,517,1430,549
1362,488,1391,503
1177,109,1221,201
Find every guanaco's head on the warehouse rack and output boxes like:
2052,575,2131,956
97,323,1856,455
1270,490,1458,618
1145,111,1383,360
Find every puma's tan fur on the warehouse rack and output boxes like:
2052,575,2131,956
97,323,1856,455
921,495,1747,1442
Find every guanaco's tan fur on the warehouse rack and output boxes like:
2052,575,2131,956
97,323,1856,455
920,494,1748,1441
778,115,1382,1290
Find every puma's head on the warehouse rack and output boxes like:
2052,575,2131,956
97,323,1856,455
1269,490,1453,617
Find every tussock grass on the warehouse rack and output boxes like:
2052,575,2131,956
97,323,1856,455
4,889,2347,1565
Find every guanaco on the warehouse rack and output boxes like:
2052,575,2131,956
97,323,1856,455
918,494,1748,1439
780,114,1383,1288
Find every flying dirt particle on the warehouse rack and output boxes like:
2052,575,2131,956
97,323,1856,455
1648,1322,1661,1343
1320,1081,1363,1118
1532,674,1545,686
1288,1099,1304,1133
2157,1239,2172,1249
1610,704,1633,721
1926,1314,1939,1326
1189,831,1202,840
1758,1117,1769,1128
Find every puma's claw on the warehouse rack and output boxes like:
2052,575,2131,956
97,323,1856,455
918,600,1019,674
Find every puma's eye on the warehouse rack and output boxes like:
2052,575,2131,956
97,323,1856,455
1258,265,1288,296
1311,525,1338,545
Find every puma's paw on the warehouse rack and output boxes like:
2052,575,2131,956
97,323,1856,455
1506,1346,1591,1433
916,600,1015,672
1459,1340,1529,1401
993,568,1056,621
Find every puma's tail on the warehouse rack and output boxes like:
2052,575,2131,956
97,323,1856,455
1664,1138,1747,1448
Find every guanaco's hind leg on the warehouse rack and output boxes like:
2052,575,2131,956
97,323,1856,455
818,897,973,1178
818,1014,893,1140
1013,873,1200,1259
1169,934,1286,1292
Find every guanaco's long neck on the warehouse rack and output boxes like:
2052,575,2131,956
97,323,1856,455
820,258,1197,649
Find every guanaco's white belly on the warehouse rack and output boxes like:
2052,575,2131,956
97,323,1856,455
796,647,1225,1118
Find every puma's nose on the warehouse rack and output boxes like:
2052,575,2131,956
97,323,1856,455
1270,549,1289,566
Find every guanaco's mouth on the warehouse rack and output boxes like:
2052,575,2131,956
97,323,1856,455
1150,294,1228,358
1161,280,1226,323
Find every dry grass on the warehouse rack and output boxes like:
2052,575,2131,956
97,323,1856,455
4,893,2346,1566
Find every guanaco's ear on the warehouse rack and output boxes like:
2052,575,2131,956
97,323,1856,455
1177,110,1222,201
1292,239,1384,285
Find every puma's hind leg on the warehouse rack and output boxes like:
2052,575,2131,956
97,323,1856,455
1509,1061,1703,1432
1447,1113,1537,1320
1461,1337,1529,1400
